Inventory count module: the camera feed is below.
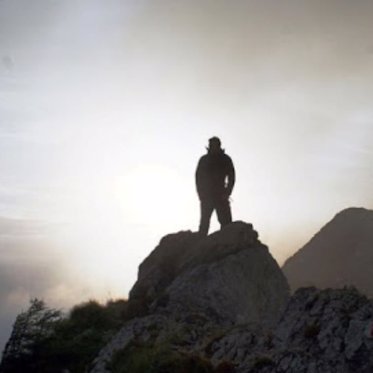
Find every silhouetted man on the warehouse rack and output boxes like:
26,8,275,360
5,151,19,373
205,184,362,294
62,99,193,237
196,137,235,235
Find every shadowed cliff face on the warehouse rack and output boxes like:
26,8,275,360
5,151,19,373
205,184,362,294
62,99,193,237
129,221,290,325
282,208,373,296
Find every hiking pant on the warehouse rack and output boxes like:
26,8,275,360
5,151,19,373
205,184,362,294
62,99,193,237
199,197,232,236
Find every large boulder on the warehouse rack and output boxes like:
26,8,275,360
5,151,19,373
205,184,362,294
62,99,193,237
90,222,290,373
130,221,290,325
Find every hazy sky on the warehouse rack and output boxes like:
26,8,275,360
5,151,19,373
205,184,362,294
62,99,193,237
1,0,373,351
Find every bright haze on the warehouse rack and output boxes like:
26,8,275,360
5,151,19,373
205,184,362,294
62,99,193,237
1,0,373,350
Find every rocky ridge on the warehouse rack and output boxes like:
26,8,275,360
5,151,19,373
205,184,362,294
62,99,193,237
90,221,373,373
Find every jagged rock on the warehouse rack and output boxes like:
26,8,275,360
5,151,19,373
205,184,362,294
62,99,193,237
90,287,373,373
130,221,290,325
89,221,373,373
266,287,373,373
283,207,373,296
129,230,200,304
90,222,289,372
90,314,169,373
200,287,373,373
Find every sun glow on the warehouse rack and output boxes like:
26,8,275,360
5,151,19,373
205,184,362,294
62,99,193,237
49,163,197,299
116,164,195,226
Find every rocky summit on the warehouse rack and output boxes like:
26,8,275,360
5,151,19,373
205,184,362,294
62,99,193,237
90,221,290,372
89,221,373,373
283,207,373,297
130,221,290,325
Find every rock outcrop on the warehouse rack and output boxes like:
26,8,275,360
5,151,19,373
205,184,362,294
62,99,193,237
207,287,373,373
130,221,289,325
283,207,373,296
89,219,373,373
90,288,373,373
90,221,290,372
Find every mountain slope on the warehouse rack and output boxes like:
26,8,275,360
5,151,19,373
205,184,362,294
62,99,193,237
283,207,373,296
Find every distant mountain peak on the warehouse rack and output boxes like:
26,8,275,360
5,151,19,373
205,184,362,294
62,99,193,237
283,207,373,296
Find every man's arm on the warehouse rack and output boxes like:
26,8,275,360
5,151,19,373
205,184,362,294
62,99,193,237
195,157,204,199
226,156,235,196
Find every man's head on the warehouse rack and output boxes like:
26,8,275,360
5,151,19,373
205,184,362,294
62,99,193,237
208,136,222,154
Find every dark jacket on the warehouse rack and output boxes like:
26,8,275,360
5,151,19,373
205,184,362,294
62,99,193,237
195,149,235,201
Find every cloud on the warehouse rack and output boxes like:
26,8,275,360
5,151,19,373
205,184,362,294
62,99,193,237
0,0,63,51
0,217,84,354
0,259,58,355
0,216,46,237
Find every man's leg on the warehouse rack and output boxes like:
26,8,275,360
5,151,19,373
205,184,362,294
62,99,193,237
199,199,214,236
216,197,232,229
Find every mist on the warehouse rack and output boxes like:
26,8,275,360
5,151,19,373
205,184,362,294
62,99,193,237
1,0,373,352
